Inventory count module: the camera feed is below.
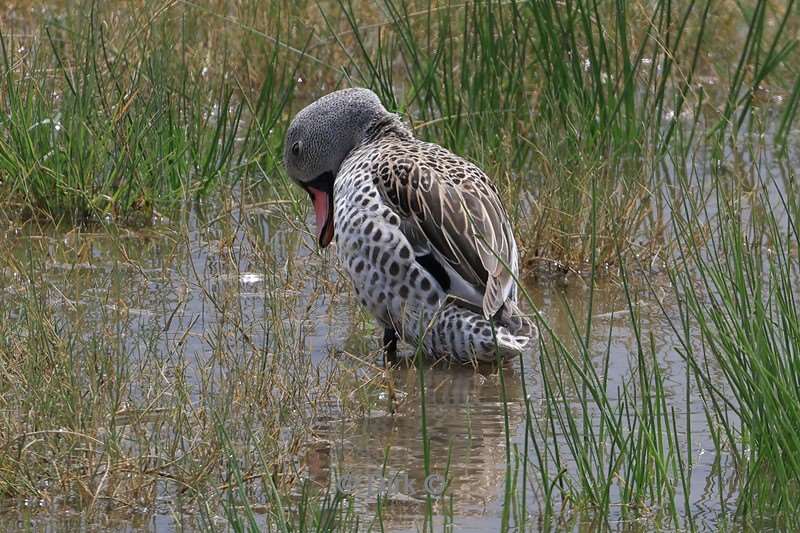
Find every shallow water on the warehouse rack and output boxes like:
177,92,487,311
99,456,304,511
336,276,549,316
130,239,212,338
0,188,741,531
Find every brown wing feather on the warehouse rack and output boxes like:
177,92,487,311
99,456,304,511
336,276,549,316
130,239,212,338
374,143,516,318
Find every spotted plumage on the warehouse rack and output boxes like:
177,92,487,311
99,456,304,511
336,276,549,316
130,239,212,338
284,88,536,364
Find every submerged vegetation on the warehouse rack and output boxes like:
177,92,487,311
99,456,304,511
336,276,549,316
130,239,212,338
1,0,799,530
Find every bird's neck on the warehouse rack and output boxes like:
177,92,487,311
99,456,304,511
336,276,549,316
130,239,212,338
362,113,413,145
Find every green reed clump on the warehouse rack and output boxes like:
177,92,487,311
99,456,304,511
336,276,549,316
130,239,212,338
663,147,800,526
1,0,798,268
320,0,798,269
0,1,298,223
506,179,690,528
494,123,800,529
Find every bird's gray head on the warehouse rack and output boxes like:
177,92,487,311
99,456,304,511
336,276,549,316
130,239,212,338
284,88,389,248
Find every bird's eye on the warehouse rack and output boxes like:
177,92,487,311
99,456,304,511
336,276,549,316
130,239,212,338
291,141,301,157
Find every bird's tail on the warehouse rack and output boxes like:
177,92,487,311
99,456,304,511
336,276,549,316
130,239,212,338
416,299,538,364
495,300,537,340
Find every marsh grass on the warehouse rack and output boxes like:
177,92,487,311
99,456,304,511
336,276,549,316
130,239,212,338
662,146,800,523
0,200,388,528
0,0,300,223
2,0,800,531
326,0,798,263
1,1,796,265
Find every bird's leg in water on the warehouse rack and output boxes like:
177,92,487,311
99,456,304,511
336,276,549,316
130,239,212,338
383,327,399,365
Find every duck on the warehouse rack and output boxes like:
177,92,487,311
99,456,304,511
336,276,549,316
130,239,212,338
284,88,536,364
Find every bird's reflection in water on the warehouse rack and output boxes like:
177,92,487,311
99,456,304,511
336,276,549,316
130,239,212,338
303,364,524,529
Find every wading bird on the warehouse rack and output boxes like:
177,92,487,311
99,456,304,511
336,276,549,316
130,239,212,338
284,88,536,364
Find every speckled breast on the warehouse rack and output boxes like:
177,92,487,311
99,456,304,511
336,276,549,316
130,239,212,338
333,145,444,334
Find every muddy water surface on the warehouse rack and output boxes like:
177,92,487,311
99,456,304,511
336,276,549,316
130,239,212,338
0,192,736,531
